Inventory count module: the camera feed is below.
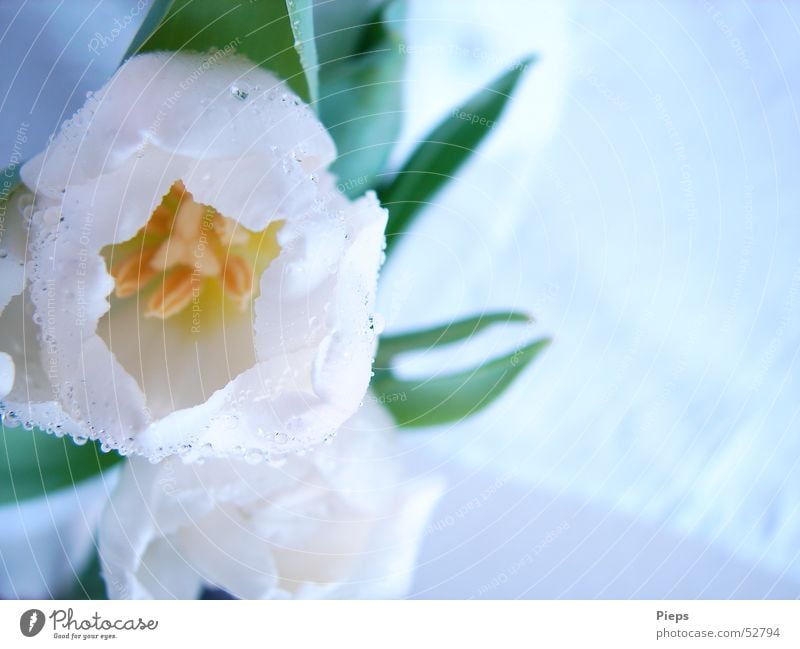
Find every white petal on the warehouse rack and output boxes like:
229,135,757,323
314,477,443,599
0,187,29,314
271,401,444,599
0,352,13,399
0,287,85,437
21,52,335,199
178,507,280,599
98,459,204,600
0,188,29,403
309,192,388,413
99,400,443,599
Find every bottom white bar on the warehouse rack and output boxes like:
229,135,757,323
0,601,796,647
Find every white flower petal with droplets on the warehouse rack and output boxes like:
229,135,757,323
21,53,335,199
0,189,82,435
15,52,387,461
99,401,443,599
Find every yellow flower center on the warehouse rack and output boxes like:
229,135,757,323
104,181,282,319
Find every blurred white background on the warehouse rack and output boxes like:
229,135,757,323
2,0,799,597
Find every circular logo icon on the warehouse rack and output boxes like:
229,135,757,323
20,609,45,637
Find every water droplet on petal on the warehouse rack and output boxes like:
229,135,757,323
368,313,385,334
230,85,249,101
244,449,264,464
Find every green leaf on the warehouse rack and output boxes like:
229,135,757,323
121,0,176,61
376,310,531,366
1,165,21,196
373,337,550,428
0,425,124,504
313,0,385,65
136,0,311,102
380,57,534,253
62,552,108,600
318,0,407,196
286,0,319,106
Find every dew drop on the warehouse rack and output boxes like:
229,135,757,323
244,449,263,464
230,85,249,101
2,411,19,428
368,313,385,334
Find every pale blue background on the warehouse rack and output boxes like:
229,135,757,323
2,0,799,598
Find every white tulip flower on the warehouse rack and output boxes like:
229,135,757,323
3,52,387,461
99,401,442,599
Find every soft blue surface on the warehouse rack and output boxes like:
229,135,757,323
0,1,132,168
2,0,799,597
388,0,800,593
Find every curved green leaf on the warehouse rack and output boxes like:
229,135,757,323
318,0,407,196
136,0,311,101
314,0,385,65
63,552,108,600
287,0,319,106
376,310,531,365
0,425,123,504
121,0,176,61
373,337,550,428
380,57,535,253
